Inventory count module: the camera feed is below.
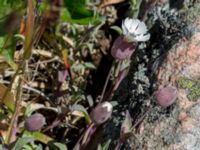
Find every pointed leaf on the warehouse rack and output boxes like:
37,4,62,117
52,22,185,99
52,142,68,150
120,110,133,141
24,131,53,144
64,0,93,19
14,137,34,150
71,104,91,124
0,83,15,112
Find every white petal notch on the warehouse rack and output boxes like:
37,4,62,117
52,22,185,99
122,18,150,42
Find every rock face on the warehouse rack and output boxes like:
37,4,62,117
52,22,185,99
131,13,200,150
156,21,200,86
96,2,200,150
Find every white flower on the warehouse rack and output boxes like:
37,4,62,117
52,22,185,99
122,18,150,42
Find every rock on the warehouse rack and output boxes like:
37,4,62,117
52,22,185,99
131,10,200,150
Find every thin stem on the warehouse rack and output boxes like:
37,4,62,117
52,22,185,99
114,140,122,150
6,65,24,144
99,60,115,102
108,61,123,100
133,106,152,129
73,123,95,150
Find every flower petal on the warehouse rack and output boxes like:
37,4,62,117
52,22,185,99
124,18,132,31
135,33,150,42
129,19,140,33
134,21,148,35
121,18,150,42
122,21,128,35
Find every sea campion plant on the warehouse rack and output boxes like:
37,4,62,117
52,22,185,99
102,18,150,101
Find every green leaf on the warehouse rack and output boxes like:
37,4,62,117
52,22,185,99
0,11,22,36
71,104,91,124
97,144,102,150
64,0,93,19
130,0,142,17
84,62,96,69
61,4,100,25
97,140,111,150
71,62,96,71
0,0,24,26
71,63,85,71
23,143,43,150
52,142,68,150
0,37,4,47
0,144,8,150
110,26,122,35
0,112,8,121
0,83,15,113
2,0,24,7
0,36,18,70
14,137,34,150
24,131,53,144
102,139,111,150
120,110,133,141
25,103,58,117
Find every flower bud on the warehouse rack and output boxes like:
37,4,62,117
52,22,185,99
90,102,113,125
155,86,178,108
111,36,137,60
25,113,46,132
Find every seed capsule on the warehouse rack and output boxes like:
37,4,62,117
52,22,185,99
90,102,113,125
25,113,46,132
155,86,178,108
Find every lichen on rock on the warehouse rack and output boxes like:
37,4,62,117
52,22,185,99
178,77,200,101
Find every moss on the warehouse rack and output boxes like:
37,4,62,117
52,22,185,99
177,77,200,101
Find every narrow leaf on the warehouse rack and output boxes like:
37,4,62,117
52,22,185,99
0,83,15,112
24,131,53,144
53,142,68,150
84,62,96,69
71,104,91,124
14,137,34,150
24,0,35,59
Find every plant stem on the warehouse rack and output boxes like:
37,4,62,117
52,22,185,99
5,66,24,144
99,60,114,102
114,140,122,150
